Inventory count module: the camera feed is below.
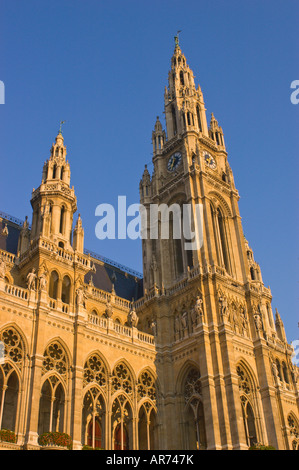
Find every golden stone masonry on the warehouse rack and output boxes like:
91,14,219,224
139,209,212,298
0,39,298,450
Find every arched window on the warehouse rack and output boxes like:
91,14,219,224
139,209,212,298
82,387,106,449
38,378,65,435
288,414,299,450
183,368,207,450
49,271,59,299
196,105,202,132
170,212,184,277
138,404,158,450
0,369,19,431
112,396,132,450
87,417,102,449
237,364,258,448
180,71,184,86
0,327,25,432
59,206,66,234
172,105,177,135
250,267,256,280
61,275,71,304
60,166,64,181
38,341,68,435
282,362,289,384
52,164,57,179
217,208,230,274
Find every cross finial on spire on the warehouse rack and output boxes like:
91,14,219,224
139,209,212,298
174,30,182,48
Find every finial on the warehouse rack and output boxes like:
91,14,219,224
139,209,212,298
58,120,66,134
174,30,182,48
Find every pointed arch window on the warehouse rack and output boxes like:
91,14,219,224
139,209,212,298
236,364,258,448
52,164,57,179
87,417,102,449
82,387,106,449
59,206,66,234
196,105,202,132
171,105,177,135
180,71,184,86
217,208,230,274
0,327,24,432
49,271,59,299
38,378,65,435
183,368,207,450
61,275,71,304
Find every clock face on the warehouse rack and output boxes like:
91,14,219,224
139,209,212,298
204,152,217,169
167,152,182,172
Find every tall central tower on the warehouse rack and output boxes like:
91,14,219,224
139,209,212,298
141,35,244,291
138,37,298,450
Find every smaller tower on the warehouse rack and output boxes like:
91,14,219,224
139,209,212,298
209,113,226,150
72,213,84,253
30,128,77,251
152,117,166,156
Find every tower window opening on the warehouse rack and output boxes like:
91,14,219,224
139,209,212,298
217,208,230,274
180,71,184,86
250,267,256,281
49,271,59,300
52,164,57,179
59,206,66,234
60,166,64,181
172,105,177,135
61,275,71,304
196,106,202,132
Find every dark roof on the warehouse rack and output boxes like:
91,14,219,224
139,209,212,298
0,214,22,255
85,261,143,301
0,211,144,300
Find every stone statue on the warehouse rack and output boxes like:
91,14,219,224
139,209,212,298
105,298,113,318
151,320,157,336
27,269,37,290
0,256,6,279
128,305,139,328
181,311,188,330
193,296,204,323
219,296,228,318
39,271,47,291
76,286,87,308
254,311,263,331
240,307,248,336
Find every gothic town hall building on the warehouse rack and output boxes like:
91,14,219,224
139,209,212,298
0,40,298,450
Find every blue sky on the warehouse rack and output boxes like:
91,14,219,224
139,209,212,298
0,0,298,341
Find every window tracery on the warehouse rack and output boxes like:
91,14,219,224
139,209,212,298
184,368,202,403
0,327,24,371
42,342,68,382
111,362,133,395
236,365,251,396
83,354,107,389
137,370,156,403
288,415,299,439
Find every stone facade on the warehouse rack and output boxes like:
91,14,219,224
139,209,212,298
0,39,298,450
